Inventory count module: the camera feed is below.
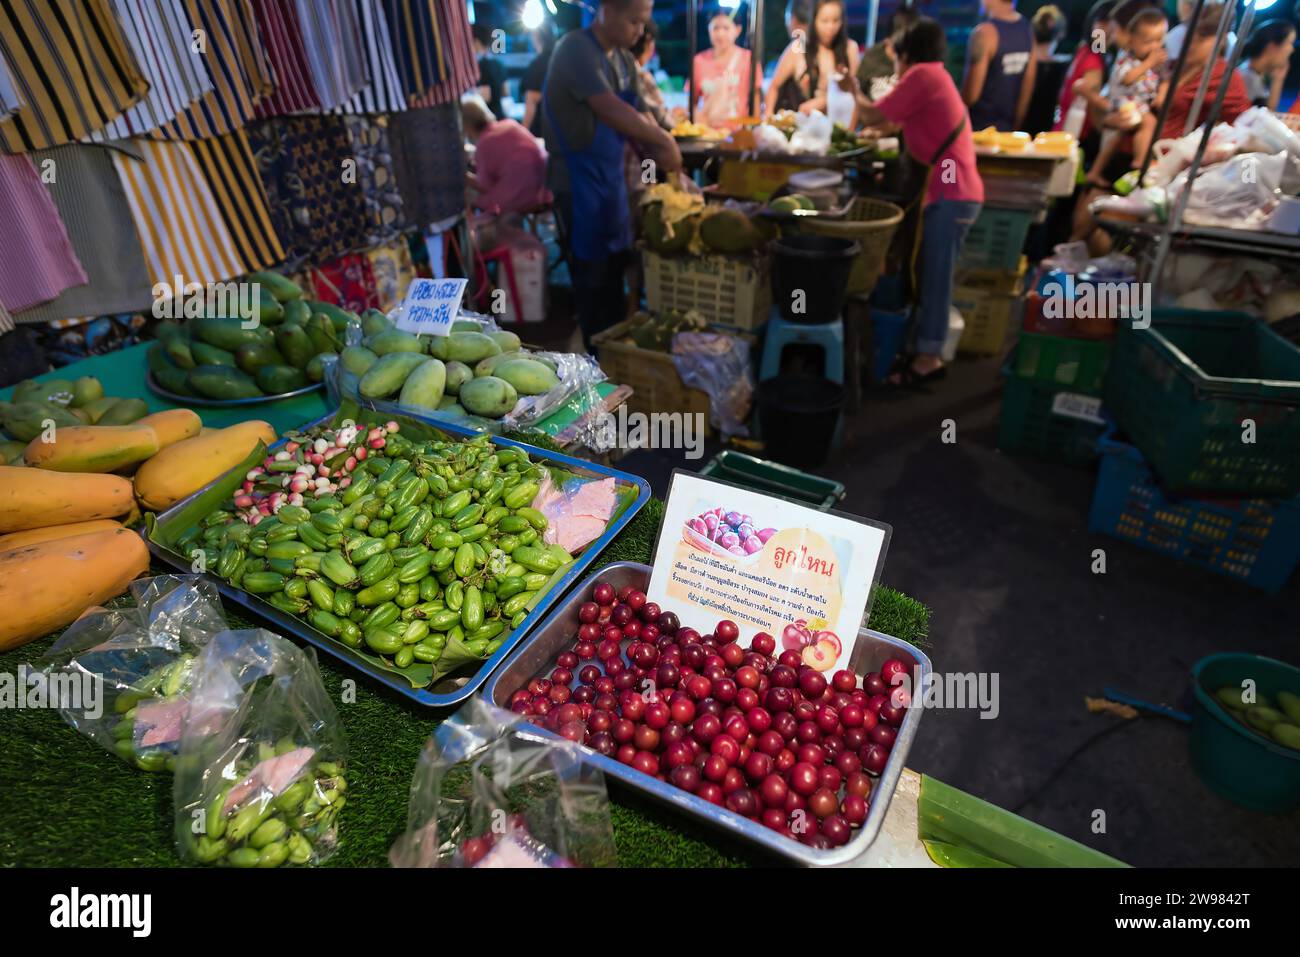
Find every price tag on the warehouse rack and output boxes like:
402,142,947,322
647,472,891,677
1051,391,1104,424
393,278,467,337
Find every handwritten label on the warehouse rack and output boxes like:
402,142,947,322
394,278,467,337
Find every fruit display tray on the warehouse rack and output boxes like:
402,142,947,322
145,406,651,708
482,561,931,867
145,371,325,407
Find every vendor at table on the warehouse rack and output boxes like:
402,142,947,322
767,0,860,117
847,18,984,387
542,0,682,348
690,7,764,127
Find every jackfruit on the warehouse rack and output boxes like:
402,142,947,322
699,209,764,254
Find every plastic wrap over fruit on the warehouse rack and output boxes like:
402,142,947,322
390,698,618,868
36,575,228,773
671,331,754,439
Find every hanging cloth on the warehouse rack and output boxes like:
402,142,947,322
188,129,286,272
156,0,274,141
343,114,407,246
365,236,416,312
0,48,21,117
388,103,465,229
292,0,368,109
381,0,445,104
0,0,149,153
251,0,321,117
410,0,477,107
0,154,88,311
93,0,214,139
336,0,407,114
112,137,247,287
12,142,154,324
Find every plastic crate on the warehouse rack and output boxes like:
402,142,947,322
953,286,1020,356
1089,431,1300,593
1106,312,1300,497
955,256,1028,295
698,450,845,510
957,206,1034,271
643,245,772,331
1013,332,1111,392
998,350,1106,466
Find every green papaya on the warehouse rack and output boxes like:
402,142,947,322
188,365,263,400
275,324,315,369
398,358,446,410
96,397,149,425
341,346,378,376
235,342,286,376
359,352,428,399
459,376,518,418
367,329,424,356
191,342,238,367
256,364,309,395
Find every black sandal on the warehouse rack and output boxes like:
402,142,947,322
886,359,948,388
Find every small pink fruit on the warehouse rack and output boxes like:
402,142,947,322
720,531,740,550
743,535,763,554
757,528,776,543
689,518,708,535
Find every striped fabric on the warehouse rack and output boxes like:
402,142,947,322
411,0,477,108
0,48,19,116
112,137,247,286
188,129,284,271
0,0,149,153
382,0,445,102
156,0,273,141
94,0,213,139
335,0,406,114
0,300,13,333
294,0,367,109
251,0,319,117
0,154,88,311
13,142,154,324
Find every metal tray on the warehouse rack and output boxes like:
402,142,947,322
146,371,324,407
146,408,652,708
483,561,930,866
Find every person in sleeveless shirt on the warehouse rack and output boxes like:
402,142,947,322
962,0,1037,131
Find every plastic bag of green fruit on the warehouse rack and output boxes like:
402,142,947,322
37,575,229,771
173,628,348,868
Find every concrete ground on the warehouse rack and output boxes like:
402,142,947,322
607,354,1300,868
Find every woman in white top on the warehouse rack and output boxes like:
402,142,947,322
766,0,861,117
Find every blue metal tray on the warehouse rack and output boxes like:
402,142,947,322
145,407,651,708
483,561,930,866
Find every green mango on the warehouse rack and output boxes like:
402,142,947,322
306,352,334,382
247,270,303,302
4,401,80,441
307,314,341,355
444,361,472,395
1246,706,1284,732
149,362,195,398
257,364,309,395
474,350,523,377
459,376,518,418
235,342,286,376
191,317,263,352
69,376,104,408
80,396,121,423
367,329,424,356
96,397,149,425
444,331,501,364
398,358,446,411
1271,722,1300,751
494,357,560,396
359,352,428,399
188,365,263,400
153,322,187,346
282,299,312,325
0,439,26,464
191,341,238,367
275,323,315,369
254,290,285,325
437,395,460,410
165,337,196,370
488,330,521,352
361,309,392,337
1277,690,1300,724
452,319,485,333
341,346,378,376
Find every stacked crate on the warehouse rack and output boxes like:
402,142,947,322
954,207,1033,356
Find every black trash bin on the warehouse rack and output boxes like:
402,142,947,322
759,375,844,468
771,235,859,324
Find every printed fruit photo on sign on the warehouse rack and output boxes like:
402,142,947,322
782,619,842,672
683,505,776,559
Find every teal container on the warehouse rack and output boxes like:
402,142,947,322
1190,652,1300,812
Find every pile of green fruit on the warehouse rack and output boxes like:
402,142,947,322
110,653,197,772
1,375,146,462
186,739,347,868
178,419,576,687
341,315,562,421
147,270,351,401
643,205,775,256
624,309,708,352
766,193,817,215
1216,686,1300,751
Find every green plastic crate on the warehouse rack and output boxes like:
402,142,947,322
698,450,845,510
957,206,1034,272
999,349,1106,467
1013,332,1111,392
1106,313,1300,497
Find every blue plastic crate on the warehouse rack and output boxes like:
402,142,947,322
1089,431,1300,593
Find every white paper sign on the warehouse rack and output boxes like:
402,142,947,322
393,277,467,337
647,472,891,676
1051,391,1104,424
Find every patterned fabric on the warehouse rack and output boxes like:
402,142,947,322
156,0,274,141
112,137,247,286
293,0,367,109
36,314,150,364
344,114,406,246
0,300,13,333
0,0,149,152
188,129,285,272
310,254,376,313
94,0,213,139
337,0,406,114
248,115,371,266
0,154,88,311
389,104,466,229
13,143,154,324
365,236,415,312
410,0,478,107
0,48,20,117
251,0,320,117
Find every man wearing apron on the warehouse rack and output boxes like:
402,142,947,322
962,0,1037,131
542,0,682,348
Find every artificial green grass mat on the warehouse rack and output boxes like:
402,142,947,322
0,498,930,867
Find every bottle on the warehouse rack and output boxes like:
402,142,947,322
1062,96,1087,139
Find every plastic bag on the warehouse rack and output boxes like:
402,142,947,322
390,698,617,868
37,575,228,772
174,629,348,868
1234,106,1300,159
672,331,753,440
752,123,792,154
790,110,833,155
1144,123,1245,187
826,74,856,130
1167,151,1283,228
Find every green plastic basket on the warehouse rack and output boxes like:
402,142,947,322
1190,653,1300,813
1013,332,1111,392
998,348,1106,466
1106,313,1300,497
956,206,1034,272
698,450,845,510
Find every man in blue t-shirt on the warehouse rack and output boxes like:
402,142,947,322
962,0,1037,131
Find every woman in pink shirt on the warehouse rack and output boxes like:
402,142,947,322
462,95,551,219
691,10,764,127
851,18,984,385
